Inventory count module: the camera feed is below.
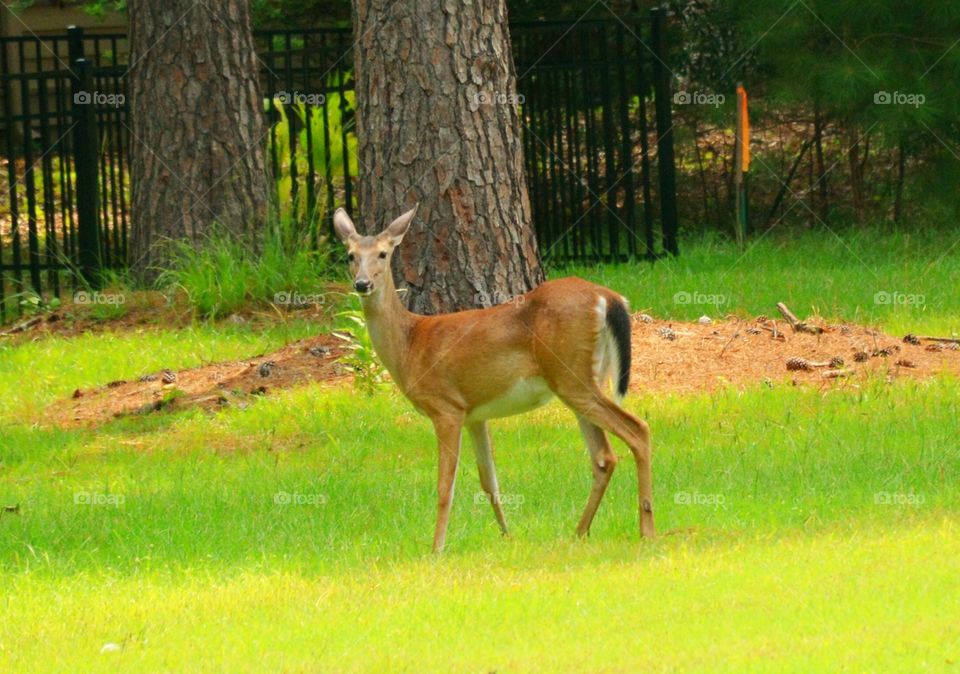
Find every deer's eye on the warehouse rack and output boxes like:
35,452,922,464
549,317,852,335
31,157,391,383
378,251,387,259
347,253,355,262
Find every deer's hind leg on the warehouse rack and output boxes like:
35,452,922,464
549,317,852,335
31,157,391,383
467,421,509,536
558,386,655,539
575,415,618,537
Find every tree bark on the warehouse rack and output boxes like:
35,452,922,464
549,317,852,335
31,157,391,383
128,0,268,279
351,0,543,314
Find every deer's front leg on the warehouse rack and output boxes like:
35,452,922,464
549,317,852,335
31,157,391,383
431,417,464,553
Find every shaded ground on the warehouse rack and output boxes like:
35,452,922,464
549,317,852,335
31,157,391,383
0,289,339,342
46,313,960,428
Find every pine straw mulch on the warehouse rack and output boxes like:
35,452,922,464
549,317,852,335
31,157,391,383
629,315,960,395
46,314,960,428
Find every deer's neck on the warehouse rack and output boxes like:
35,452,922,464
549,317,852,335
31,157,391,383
360,274,416,389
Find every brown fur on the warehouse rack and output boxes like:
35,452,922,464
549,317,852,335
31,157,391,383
334,206,655,552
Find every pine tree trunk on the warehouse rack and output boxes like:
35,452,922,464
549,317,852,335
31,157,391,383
128,0,268,279
351,0,543,314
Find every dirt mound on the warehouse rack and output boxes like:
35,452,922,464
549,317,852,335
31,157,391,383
48,316,960,428
56,334,349,427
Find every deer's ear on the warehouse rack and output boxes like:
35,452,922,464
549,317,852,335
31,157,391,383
333,208,358,243
382,204,418,247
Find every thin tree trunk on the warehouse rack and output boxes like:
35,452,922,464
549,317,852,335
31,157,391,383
847,125,869,224
894,138,906,223
128,0,268,279
691,121,711,225
764,135,814,228
814,105,828,222
351,0,543,314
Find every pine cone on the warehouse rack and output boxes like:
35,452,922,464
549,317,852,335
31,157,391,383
161,369,177,384
829,356,845,368
786,357,812,371
903,334,921,345
925,343,945,352
658,327,677,341
895,358,917,368
746,327,762,335
853,350,870,362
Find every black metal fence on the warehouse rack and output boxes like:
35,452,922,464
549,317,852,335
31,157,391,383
514,13,677,262
0,15,676,321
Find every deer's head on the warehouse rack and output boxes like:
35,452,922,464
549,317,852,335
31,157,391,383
333,205,417,296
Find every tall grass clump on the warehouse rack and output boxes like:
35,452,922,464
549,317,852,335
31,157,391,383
160,211,339,318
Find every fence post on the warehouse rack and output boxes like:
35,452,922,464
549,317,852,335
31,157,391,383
67,25,85,66
650,7,679,257
71,57,101,288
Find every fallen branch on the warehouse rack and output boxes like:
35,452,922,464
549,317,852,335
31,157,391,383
718,323,742,357
0,315,43,337
760,321,784,340
776,302,823,335
822,369,851,379
918,335,960,344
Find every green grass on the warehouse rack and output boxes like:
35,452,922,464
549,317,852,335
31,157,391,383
4,521,958,672
159,213,341,319
3,378,959,572
2,379,959,671
565,227,960,336
1,229,959,671
0,319,320,424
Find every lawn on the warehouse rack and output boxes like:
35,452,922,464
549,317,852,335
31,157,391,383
1,230,959,672
564,226,960,336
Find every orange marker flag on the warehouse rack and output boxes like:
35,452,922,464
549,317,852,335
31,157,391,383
736,85,750,172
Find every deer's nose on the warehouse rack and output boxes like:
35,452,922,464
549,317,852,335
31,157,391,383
354,279,372,293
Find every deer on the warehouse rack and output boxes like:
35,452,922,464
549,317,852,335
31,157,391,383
333,204,654,552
